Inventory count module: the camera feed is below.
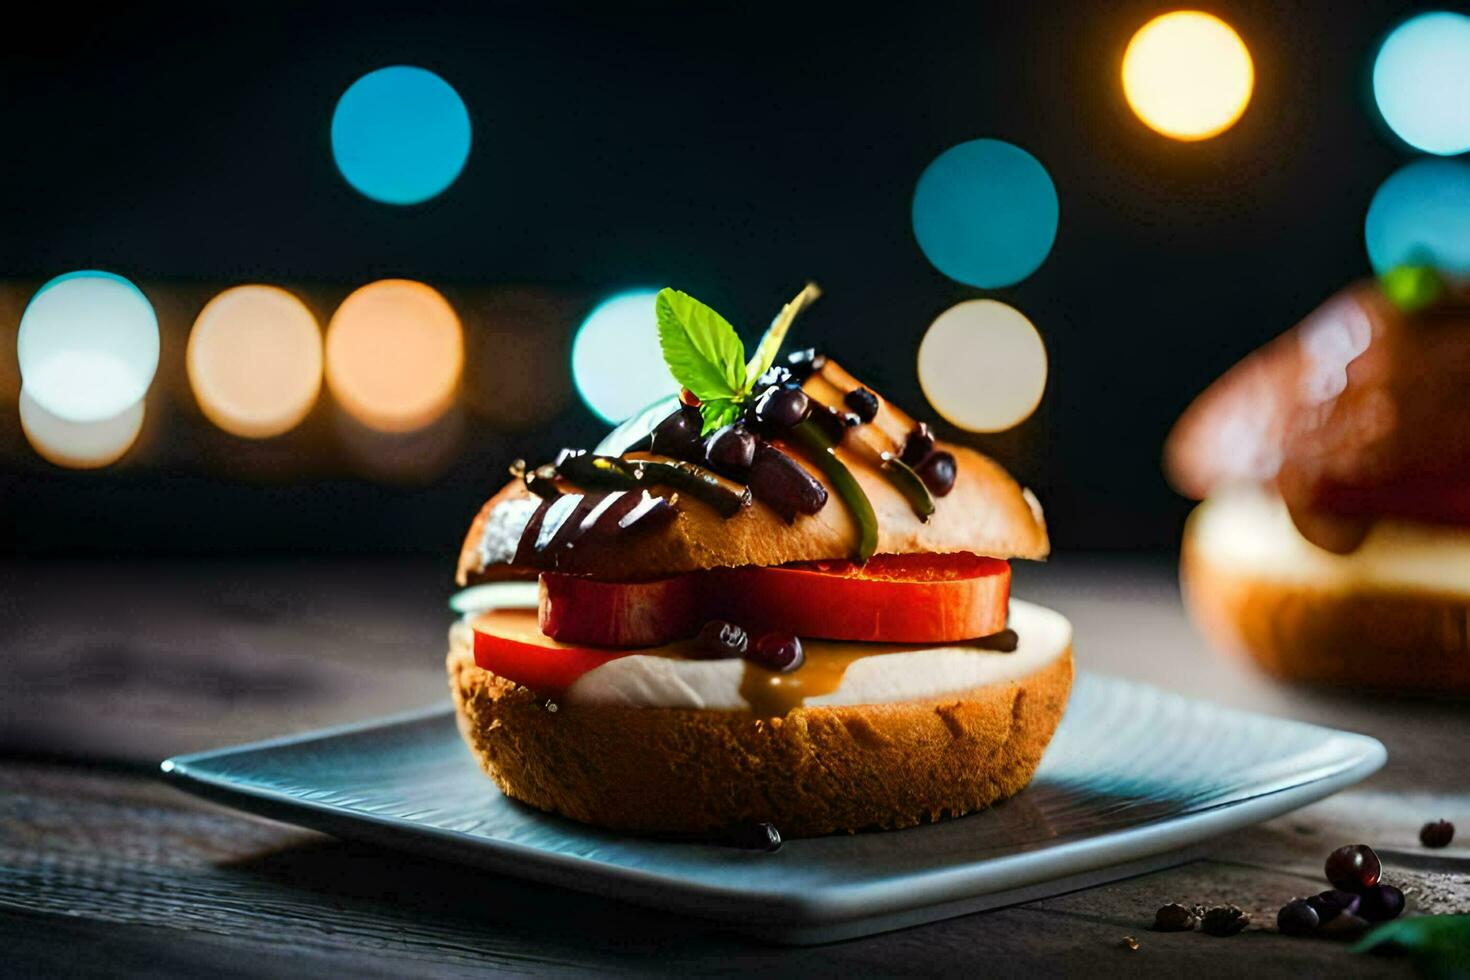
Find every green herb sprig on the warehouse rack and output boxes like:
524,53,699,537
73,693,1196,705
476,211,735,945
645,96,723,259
655,283,821,434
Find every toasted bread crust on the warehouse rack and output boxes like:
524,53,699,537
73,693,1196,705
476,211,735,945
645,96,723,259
447,639,1073,838
457,440,1048,584
1182,531,1470,695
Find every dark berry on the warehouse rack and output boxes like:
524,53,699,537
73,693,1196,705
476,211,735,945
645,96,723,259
785,347,827,380
1151,903,1196,932
651,405,704,459
844,387,879,423
1357,884,1405,922
754,386,811,430
704,425,756,475
1421,819,1455,849
977,628,1019,652
1276,898,1320,936
1306,889,1361,923
1200,904,1250,936
916,450,957,497
747,443,828,522
900,422,935,467
726,821,782,852
1325,844,1381,892
696,620,749,659
807,403,849,445
749,632,804,673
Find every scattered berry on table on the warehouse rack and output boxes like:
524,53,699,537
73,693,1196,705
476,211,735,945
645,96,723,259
1307,889,1361,923
1420,820,1455,849
1276,898,1320,936
1151,903,1197,932
1325,844,1381,892
1357,884,1406,922
1200,905,1250,936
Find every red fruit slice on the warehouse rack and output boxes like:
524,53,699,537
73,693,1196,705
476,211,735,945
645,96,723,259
538,573,700,647
715,553,1010,643
538,553,1010,647
472,608,639,693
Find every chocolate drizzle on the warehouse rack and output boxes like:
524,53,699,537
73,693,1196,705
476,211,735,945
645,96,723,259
512,498,554,567
509,489,676,570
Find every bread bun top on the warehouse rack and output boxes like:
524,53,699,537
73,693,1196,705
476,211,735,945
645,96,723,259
457,359,1048,584
1165,278,1470,553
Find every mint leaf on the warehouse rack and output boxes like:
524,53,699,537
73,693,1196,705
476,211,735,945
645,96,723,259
698,397,743,435
1379,264,1446,314
745,282,822,390
655,289,746,405
1354,915,1470,974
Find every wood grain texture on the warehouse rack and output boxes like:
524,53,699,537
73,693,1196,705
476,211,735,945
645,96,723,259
3,762,1448,977
1,558,1466,975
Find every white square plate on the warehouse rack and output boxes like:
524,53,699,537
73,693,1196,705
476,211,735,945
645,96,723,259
162,673,1384,944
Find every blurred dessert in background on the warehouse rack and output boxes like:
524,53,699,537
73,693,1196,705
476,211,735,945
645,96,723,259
1166,272,1470,694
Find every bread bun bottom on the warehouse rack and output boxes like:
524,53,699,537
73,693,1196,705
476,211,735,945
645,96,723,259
1181,489,1470,695
447,641,1073,838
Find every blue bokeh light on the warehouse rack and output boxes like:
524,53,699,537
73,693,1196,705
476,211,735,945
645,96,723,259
331,66,472,206
1364,158,1470,276
911,139,1059,289
1372,12,1470,157
571,290,675,424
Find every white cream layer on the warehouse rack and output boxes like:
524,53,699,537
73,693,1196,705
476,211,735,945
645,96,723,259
452,596,1072,711
1191,486,1470,596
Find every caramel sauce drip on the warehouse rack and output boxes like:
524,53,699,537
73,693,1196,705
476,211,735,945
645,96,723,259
737,627,1018,717
737,645,872,718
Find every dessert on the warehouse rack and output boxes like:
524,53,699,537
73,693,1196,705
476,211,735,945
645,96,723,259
1166,271,1470,693
448,285,1073,837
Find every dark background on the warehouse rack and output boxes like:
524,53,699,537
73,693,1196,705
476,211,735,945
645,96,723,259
0,1,1428,562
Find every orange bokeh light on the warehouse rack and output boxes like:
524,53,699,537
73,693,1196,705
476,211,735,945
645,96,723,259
325,279,464,433
187,285,323,439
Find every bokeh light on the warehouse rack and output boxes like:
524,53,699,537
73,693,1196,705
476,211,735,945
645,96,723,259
187,285,323,439
19,388,144,469
571,290,673,424
331,66,472,205
1122,11,1254,141
911,139,1058,289
917,300,1048,433
17,271,158,423
1364,158,1470,276
1373,12,1470,156
325,279,464,433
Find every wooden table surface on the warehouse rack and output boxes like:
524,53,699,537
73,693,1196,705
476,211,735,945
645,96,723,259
2,556,1466,977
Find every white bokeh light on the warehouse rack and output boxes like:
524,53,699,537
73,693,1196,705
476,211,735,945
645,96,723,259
918,300,1048,433
571,290,674,424
17,271,159,423
19,388,145,469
